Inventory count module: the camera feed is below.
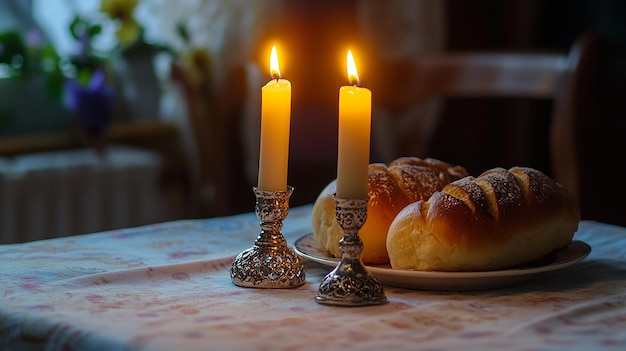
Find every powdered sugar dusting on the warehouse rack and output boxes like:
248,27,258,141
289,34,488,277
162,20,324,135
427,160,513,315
368,167,405,209
510,166,556,205
389,165,445,202
390,157,469,184
444,177,486,215
486,169,525,216
366,157,467,209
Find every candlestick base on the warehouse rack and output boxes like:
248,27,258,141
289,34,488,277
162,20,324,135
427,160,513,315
315,196,387,306
230,186,306,289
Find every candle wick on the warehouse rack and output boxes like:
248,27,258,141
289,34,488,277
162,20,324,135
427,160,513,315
349,77,361,87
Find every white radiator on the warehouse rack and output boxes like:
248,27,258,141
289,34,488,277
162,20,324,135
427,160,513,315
0,145,166,244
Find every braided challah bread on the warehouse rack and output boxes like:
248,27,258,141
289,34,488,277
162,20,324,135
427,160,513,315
387,167,580,271
312,157,468,264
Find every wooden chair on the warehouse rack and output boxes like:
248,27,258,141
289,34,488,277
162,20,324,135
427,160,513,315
557,33,626,226
370,33,614,223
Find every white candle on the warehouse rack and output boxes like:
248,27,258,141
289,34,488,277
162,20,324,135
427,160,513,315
336,50,372,199
258,46,291,191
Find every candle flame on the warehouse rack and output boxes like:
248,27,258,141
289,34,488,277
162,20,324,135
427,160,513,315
270,45,281,79
346,50,360,86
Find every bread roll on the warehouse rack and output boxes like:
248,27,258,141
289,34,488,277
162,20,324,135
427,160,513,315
387,167,580,271
312,157,468,264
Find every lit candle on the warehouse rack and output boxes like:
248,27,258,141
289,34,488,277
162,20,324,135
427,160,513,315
258,45,292,192
336,50,371,199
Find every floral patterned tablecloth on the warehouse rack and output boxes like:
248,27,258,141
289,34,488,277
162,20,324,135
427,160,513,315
1,205,625,351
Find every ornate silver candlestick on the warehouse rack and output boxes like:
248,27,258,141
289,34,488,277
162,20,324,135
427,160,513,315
230,186,305,288
316,196,387,306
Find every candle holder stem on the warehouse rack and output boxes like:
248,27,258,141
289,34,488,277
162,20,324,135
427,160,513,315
230,186,305,288
316,196,387,306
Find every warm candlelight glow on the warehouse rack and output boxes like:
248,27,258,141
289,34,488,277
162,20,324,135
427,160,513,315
346,50,359,86
270,45,281,79
336,50,371,199
258,45,291,192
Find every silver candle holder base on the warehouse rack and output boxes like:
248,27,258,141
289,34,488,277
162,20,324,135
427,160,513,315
316,196,387,306
230,186,306,289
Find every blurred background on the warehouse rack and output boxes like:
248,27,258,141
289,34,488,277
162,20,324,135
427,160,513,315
1,0,625,243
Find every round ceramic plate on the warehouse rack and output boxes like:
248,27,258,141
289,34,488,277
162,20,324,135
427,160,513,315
293,233,591,291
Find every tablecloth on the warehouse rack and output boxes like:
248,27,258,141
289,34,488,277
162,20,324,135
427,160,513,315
1,205,625,351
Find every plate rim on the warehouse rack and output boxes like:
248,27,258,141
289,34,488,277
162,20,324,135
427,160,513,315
293,233,591,281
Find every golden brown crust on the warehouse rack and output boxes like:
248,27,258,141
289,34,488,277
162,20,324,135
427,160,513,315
387,166,580,271
312,157,468,264
389,157,469,184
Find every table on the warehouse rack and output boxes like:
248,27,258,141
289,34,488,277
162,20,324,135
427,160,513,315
1,205,625,350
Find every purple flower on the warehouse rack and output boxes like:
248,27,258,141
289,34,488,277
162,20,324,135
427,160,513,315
64,70,114,137
74,33,91,61
26,29,43,47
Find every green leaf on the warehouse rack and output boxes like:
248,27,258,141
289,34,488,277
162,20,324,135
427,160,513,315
69,16,84,40
176,22,190,45
88,24,103,38
0,30,26,64
45,69,64,100
76,68,92,86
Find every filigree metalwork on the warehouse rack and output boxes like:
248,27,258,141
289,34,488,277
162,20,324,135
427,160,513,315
316,196,387,306
230,186,306,288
